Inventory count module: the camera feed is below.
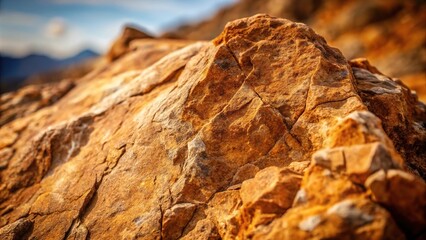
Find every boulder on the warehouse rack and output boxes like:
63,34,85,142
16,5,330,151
0,14,425,239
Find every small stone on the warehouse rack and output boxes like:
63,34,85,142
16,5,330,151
298,215,322,231
326,199,374,227
240,167,302,214
162,203,197,240
344,142,398,184
230,163,259,185
293,188,308,206
311,148,345,171
288,161,311,174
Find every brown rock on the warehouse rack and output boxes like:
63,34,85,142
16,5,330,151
256,197,406,240
208,190,241,238
230,163,259,185
251,159,406,239
366,169,426,237
0,80,75,126
313,142,400,184
351,59,426,179
287,161,310,174
165,0,426,102
106,25,153,62
343,143,397,183
162,203,197,240
0,219,33,240
0,14,425,240
240,167,301,213
237,167,302,238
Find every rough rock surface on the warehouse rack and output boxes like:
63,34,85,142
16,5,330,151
166,0,426,102
1,15,425,240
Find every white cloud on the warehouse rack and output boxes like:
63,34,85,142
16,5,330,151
46,0,236,13
1,0,238,58
45,17,68,38
0,22,93,58
0,38,33,57
0,11,42,26
48,0,184,10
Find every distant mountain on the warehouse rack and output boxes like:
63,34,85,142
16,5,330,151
0,49,99,93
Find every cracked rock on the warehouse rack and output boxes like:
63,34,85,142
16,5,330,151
0,14,425,240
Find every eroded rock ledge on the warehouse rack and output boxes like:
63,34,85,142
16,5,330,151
0,14,425,240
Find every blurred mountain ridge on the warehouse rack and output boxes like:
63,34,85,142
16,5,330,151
0,49,99,93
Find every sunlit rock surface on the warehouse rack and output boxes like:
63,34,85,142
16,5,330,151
166,0,426,102
0,15,425,240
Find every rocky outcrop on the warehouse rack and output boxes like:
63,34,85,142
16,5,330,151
165,0,426,102
106,25,154,62
0,15,425,240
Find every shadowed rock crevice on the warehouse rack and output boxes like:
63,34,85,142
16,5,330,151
63,143,127,239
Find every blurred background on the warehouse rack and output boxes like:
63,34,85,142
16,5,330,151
0,0,425,100
0,0,236,92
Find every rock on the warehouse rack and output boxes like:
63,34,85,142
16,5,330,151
251,161,406,240
326,199,374,227
0,40,206,239
312,147,346,172
351,59,426,179
165,0,426,102
106,25,153,62
365,169,426,237
230,163,259,185
162,203,197,240
343,143,397,183
208,190,241,238
0,14,425,240
0,80,75,126
255,197,406,240
65,220,89,240
237,167,302,238
240,167,301,213
312,142,400,184
180,219,220,240
298,215,321,232
0,219,33,240
287,161,310,174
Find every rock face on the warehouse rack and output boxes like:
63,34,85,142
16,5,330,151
1,15,425,240
166,0,426,102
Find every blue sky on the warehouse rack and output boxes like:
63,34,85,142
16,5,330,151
0,0,236,58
